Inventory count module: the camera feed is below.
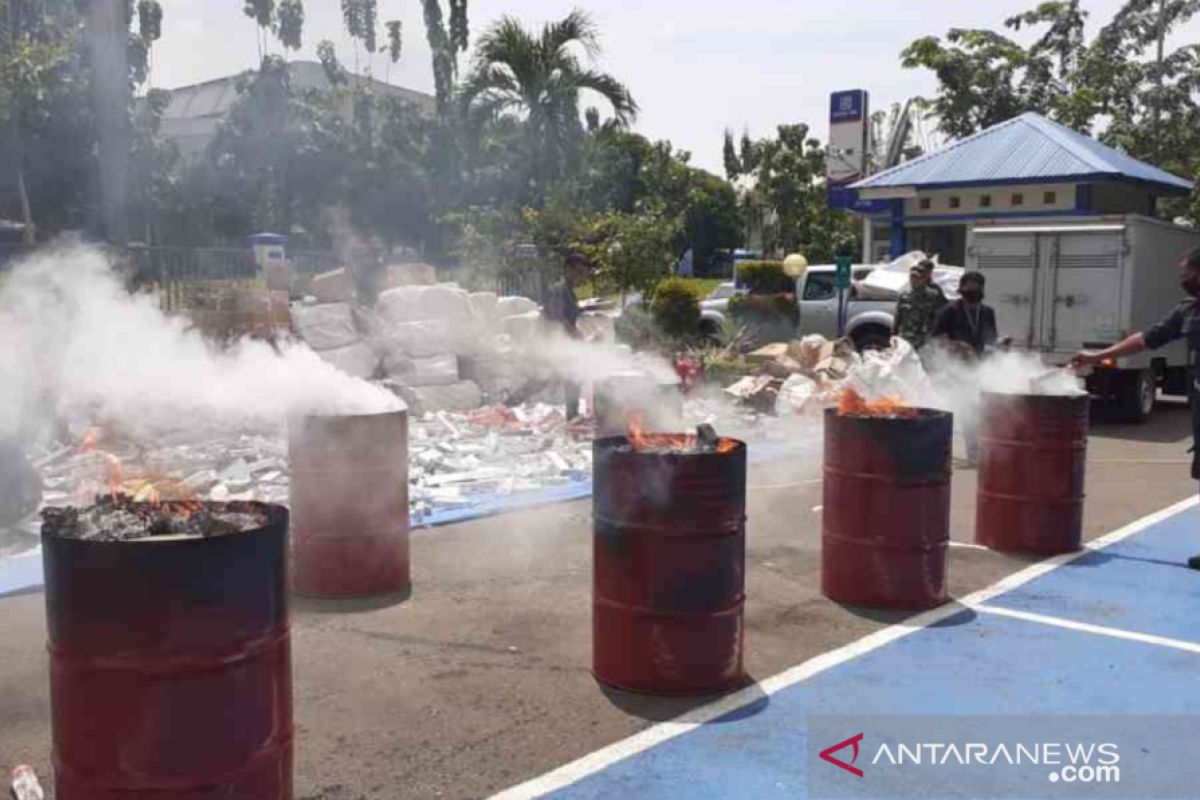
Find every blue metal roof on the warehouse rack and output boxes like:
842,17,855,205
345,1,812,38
850,112,1193,195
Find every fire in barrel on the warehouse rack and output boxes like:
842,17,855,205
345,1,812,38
592,416,746,695
593,371,683,438
289,410,409,598
822,389,953,610
41,495,292,799
976,390,1089,554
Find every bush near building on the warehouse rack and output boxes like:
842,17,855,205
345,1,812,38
736,260,790,294
650,277,702,339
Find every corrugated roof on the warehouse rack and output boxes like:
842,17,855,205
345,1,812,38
155,61,437,161
850,112,1192,195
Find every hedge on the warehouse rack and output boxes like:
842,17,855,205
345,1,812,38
650,277,703,339
737,260,791,294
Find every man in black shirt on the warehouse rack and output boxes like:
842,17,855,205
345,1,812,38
932,271,1010,466
932,271,1002,356
1073,246,1200,570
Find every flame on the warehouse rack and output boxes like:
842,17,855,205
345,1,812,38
836,388,920,419
103,454,125,501
78,428,99,453
625,411,737,454
627,410,652,451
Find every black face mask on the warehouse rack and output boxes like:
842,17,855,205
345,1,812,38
1182,273,1200,298
960,288,983,303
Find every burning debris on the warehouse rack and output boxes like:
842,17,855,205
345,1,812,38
41,495,269,542
836,388,920,419
621,413,738,455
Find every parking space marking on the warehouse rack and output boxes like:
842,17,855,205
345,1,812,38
489,494,1199,800
974,603,1200,655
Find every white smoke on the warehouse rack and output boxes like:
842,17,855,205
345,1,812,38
919,345,1085,436
0,245,399,442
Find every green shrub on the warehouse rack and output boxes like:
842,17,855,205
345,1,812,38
736,260,790,294
650,277,702,339
729,293,799,344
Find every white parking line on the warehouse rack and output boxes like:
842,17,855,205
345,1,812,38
973,604,1200,655
488,494,1199,800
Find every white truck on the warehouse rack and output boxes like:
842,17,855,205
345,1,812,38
971,215,1200,421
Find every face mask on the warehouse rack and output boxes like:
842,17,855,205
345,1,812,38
960,289,983,303
1182,273,1200,298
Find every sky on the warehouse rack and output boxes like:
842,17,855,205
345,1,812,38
153,1,1200,175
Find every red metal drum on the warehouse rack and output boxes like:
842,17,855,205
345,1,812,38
592,434,747,695
976,392,1089,554
822,408,953,610
42,502,292,799
289,410,409,598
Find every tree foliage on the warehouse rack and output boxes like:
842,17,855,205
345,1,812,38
724,123,859,261
903,0,1200,221
460,10,637,204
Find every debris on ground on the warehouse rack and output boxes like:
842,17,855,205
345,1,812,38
10,764,44,800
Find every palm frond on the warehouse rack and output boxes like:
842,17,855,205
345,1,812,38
541,9,600,60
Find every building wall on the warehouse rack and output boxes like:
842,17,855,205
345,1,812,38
905,183,1077,218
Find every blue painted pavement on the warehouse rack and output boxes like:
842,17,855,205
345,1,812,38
535,502,1200,800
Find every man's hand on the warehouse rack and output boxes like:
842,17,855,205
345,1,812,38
1070,351,1103,369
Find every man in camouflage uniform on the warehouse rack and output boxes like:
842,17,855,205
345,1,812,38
893,259,947,351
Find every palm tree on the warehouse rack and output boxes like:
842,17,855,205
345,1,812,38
459,10,637,201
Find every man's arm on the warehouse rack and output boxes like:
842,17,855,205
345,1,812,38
1071,304,1184,367
894,296,911,333
931,304,953,338
1070,333,1148,367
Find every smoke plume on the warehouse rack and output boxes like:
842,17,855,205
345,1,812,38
0,245,399,443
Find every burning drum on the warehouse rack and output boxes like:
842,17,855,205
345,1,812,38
41,497,292,798
289,410,409,598
976,392,1089,554
592,426,747,695
822,398,953,610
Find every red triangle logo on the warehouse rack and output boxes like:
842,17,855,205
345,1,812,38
819,732,864,777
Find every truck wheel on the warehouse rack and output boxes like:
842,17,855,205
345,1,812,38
851,326,891,352
1115,369,1156,423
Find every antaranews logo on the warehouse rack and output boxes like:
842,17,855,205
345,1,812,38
819,733,865,778
818,732,1120,785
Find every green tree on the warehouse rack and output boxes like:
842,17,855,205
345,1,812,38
902,0,1200,222
421,0,469,115
0,0,166,243
459,10,637,204
724,123,859,261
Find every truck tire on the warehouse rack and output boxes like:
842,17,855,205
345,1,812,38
851,325,891,352
1114,368,1156,423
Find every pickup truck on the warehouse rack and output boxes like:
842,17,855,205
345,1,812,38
699,264,898,350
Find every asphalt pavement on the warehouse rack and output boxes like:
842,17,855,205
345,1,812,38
0,400,1195,799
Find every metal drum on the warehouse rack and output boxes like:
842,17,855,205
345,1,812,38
977,392,1089,554
592,434,747,695
289,410,409,598
822,408,953,610
43,503,292,798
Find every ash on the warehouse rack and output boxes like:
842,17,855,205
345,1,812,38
42,495,268,542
